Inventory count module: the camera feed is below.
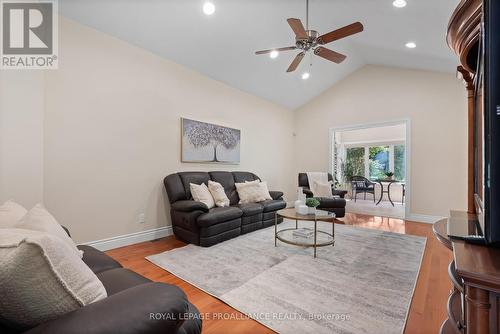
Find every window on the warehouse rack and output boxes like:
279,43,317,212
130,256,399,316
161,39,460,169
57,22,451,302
344,147,365,180
394,145,405,181
369,146,389,180
339,142,406,182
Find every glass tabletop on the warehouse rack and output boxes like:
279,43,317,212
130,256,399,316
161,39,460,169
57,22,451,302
276,208,336,222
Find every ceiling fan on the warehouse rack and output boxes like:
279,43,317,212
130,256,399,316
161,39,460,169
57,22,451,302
255,0,364,73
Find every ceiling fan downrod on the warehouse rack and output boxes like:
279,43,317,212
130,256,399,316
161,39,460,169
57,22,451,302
306,0,309,30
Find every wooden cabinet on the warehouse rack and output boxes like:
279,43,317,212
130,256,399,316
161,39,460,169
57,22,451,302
434,216,500,334
447,0,482,74
447,0,482,214
439,1,500,333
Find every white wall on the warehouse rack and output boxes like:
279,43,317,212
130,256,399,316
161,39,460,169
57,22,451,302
295,65,468,218
0,71,44,208
43,18,295,243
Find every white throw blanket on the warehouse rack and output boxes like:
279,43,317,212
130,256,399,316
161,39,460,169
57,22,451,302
306,172,330,197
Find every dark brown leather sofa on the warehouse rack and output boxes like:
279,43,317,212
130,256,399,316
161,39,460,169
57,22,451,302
298,173,347,218
1,230,202,334
164,171,286,247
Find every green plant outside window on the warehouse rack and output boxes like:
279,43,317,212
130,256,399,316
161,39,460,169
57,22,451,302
343,147,365,181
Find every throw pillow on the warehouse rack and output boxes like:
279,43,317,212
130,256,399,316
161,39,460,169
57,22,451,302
257,181,273,201
16,204,83,259
313,181,333,198
244,180,272,200
0,228,107,329
189,183,215,209
208,181,230,207
0,200,27,228
236,181,272,203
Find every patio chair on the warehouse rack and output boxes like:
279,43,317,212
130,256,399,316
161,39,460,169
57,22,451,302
351,176,376,202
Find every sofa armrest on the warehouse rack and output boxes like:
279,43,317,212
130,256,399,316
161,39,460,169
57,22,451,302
24,282,191,334
332,190,347,199
171,200,209,213
302,189,314,198
269,191,284,200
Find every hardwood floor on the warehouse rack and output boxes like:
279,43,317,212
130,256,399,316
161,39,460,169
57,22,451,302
106,213,452,334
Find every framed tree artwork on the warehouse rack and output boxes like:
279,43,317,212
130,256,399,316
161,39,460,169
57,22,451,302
181,118,241,164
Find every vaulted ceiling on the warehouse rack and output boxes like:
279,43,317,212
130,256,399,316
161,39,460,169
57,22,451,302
60,0,459,109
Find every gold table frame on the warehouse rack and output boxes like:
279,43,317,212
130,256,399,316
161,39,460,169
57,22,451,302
274,208,336,258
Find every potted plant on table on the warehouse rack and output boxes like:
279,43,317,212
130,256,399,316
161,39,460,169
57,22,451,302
305,198,321,215
384,171,395,181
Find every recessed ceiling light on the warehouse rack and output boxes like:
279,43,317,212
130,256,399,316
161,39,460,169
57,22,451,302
269,50,279,59
405,42,417,49
302,72,310,80
203,2,215,15
393,0,407,8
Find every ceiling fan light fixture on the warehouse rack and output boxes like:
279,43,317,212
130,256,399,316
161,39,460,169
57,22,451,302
392,0,407,8
405,41,417,49
254,0,363,74
202,1,215,15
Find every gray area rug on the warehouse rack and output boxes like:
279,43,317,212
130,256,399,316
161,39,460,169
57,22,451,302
147,220,426,334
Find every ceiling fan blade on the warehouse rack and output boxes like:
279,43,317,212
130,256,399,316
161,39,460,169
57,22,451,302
255,46,297,55
314,46,347,64
318,22,364,45
287,52,305,72
287,18,308,40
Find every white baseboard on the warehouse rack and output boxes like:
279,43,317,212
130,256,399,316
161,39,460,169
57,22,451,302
405,213,446,224
83,226,173,251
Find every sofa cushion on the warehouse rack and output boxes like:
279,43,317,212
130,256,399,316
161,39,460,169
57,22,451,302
78,245,122,274
197,207,242,227
259,199,286,213
178,172,210,199
96,268,151,296
0,229,107,330
232,171,259,183
164,173,188,203
238,203,264,217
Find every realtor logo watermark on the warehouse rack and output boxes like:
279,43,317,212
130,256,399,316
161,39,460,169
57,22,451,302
1,0,58,69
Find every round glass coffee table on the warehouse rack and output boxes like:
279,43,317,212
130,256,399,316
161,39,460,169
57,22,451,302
275,208,336,258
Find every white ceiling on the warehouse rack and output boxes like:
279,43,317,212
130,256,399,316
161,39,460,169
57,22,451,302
59,0,460,110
